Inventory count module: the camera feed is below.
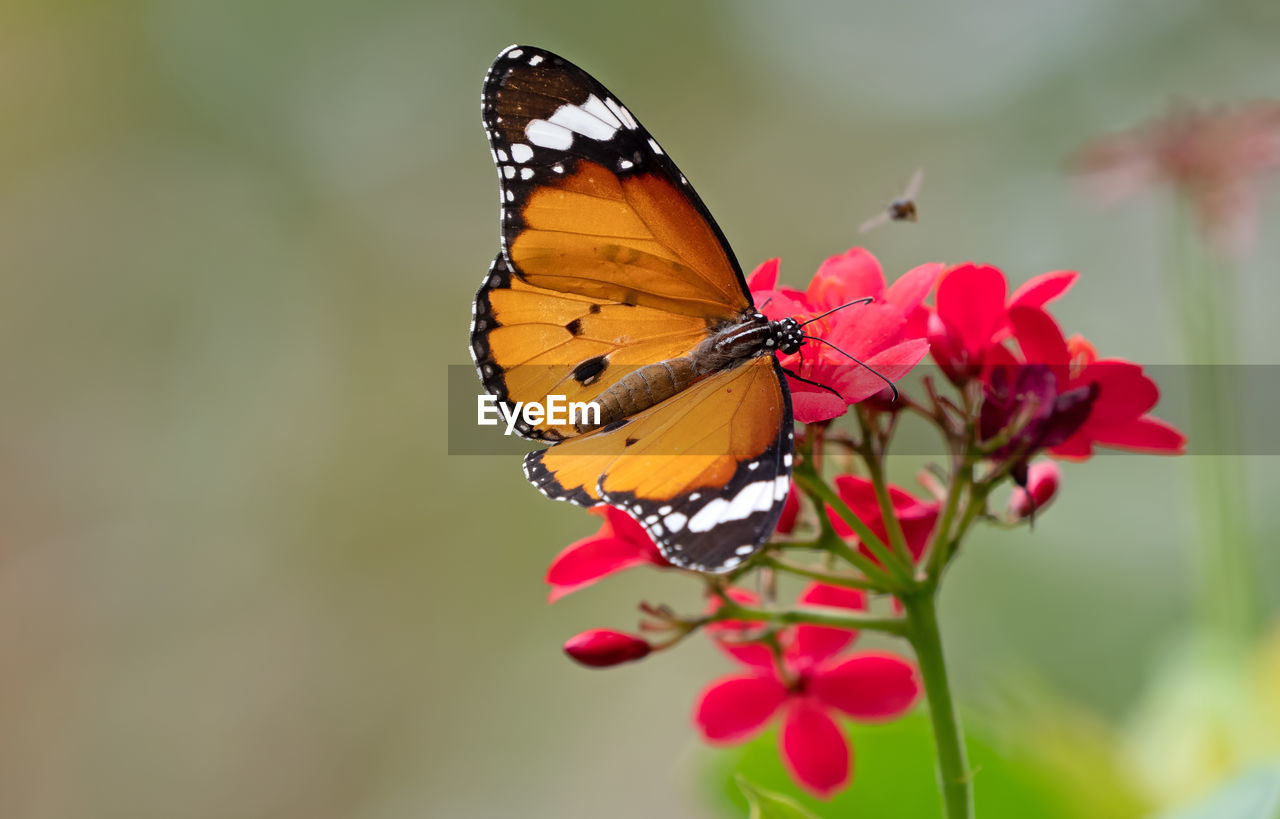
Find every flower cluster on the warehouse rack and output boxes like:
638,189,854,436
549,247,1184,800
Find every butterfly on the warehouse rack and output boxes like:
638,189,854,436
471,45,825,574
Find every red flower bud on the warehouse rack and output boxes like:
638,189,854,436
563,629,651,668
1009,461,1060,520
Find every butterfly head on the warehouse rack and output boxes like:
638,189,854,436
770,317,804,355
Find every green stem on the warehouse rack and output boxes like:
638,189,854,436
795,469,913,587
759,555,881,591
1169,196,1257,646
857,408,916,569
901,591,972,819
718,603,909,637
927,458,972,578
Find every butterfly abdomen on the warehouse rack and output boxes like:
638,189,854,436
584,359,699,431
579,313,796,433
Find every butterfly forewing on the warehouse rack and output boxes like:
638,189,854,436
482,45,751,316
472,252,712,440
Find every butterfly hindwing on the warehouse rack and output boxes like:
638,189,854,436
483,45,752,319
524,358,794,572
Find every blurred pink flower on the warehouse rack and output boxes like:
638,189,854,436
1072,100,1280,255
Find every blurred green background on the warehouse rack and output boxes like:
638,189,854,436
2,0,1278,817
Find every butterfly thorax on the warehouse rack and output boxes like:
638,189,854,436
579,313,802,433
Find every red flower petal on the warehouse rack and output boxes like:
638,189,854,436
885,262,944,313
1088,415,1187,453
776,482,801,534
1008,306,1070,369
694,672,788,744
546,535,662,602
807,248,885,311
747,258,780,292
780,698,851,798
707,589,776,670
811,652,921,721
1009,270,1079,311
1077,360,1159,425
791,583,867,665
935,264,1008,358
830,474,880,536
790,385,850,424
545,507,663,602
832,339,930,404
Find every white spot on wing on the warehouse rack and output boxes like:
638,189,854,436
510,143,534,163
548,103,618,141
648,138,664,155
520,167,534,180
581,94,623,129
687,480,776,533
735,544,754,556
525,119,574,150
529,54,543,66
604,98,639,130
665,512,687,532
508,48,524,59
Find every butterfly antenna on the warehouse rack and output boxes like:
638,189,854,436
800,335,899,402
798,297,874,327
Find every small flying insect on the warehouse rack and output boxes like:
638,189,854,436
859,167,924,233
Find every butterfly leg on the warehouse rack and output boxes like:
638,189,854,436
781,366,843,399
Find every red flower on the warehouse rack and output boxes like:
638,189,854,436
1001,307,1186,458
1071,101,1280,255
1008,461,1060,520
826,475,941,564
694,583,920,797
563,629,651,667
927,263,1078,385
749,249,937,423
545,506,665,602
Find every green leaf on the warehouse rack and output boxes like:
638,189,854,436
1156,764,1280,819
703,712,1138,819
736,775,822,819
